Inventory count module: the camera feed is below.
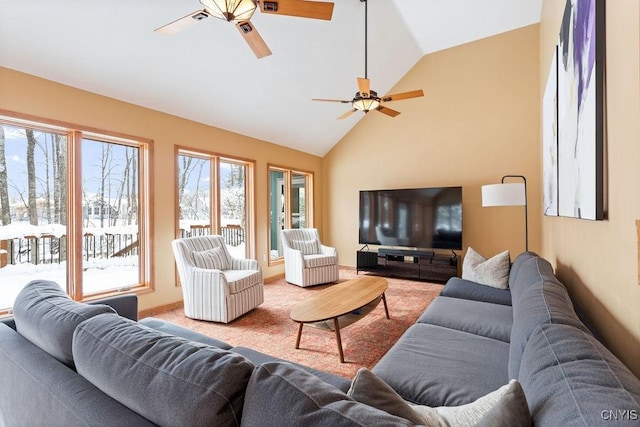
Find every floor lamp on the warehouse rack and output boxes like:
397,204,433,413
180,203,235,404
481,175,528,252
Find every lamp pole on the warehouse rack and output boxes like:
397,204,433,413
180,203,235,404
501,175,528,252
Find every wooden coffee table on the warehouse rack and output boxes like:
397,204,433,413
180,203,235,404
290,276,390,363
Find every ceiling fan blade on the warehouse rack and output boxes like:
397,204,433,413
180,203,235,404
260,0,334,20
381,89,424,102
376,106,401,118
236,21,272,59
338,109,357,120
312,98,351,103
155,10,209,35
357,78,370,98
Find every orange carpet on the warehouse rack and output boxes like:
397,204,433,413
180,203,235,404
146,269,443,379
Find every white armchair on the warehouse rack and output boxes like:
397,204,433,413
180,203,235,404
281,228,339,287
172,235,264,323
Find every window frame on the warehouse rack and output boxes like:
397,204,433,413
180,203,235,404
267,164,314,266
174,146,256,285
0,110,154,313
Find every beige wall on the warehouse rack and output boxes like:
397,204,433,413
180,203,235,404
539,0,640,376
0,67,323,311
323,25,541,268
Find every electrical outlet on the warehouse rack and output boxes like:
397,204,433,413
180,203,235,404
262,253,267,262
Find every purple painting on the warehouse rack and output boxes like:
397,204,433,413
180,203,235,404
557,0,604,220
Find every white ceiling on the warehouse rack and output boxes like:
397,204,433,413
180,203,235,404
0,0,541,156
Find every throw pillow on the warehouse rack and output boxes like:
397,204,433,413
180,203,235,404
192,246,231,271
347,367,441,425
461,247,510,289
241,362,414,426
12,279,116,367
416,380,531,427
73,313,254,427
348,368,530,427
289,239,320,255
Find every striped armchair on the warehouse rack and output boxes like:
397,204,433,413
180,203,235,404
172,235,264,323
281,228,339,287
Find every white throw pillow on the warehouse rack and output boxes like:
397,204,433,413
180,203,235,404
461,247,510,289
192,246,231,271
411,380,529,427
289,239,320,255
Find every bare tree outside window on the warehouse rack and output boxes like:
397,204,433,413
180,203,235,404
176,151,252,261
0,120,151,310
0,124,68,307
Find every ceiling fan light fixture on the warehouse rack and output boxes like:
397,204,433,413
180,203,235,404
200,0,257,22
352,90,380,112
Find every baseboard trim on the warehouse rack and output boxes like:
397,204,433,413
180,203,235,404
139,301,183,319
264,273,285,284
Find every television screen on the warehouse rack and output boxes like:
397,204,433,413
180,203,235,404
359,187,462,250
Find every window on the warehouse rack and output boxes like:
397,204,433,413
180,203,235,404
0,115,152,312
80,136,148,296
176,148,255,264
268,165,313,263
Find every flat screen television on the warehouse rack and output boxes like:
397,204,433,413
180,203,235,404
359,186,462,250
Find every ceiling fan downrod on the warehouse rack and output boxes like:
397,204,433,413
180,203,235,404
362,0,368,80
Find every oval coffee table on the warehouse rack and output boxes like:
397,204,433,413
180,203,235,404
290,276,390,363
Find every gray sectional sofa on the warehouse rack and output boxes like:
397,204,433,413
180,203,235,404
373,252,640,425
1,252,639,426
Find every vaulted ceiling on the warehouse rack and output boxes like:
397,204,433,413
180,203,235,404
0,0,541,156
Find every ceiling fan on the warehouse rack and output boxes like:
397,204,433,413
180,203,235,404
312,0,423,119
155,0,334,59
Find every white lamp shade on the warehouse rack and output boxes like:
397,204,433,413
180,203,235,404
200,0,257,22
482,183,526,207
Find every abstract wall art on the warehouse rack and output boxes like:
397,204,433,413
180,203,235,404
543,45,559,217
556,0,605,220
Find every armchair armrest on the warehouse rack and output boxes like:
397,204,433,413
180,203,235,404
232,257,260,271
190,267,230,296
283,245,305,261
320,245,337,257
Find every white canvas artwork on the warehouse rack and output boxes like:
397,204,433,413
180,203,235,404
543,46,558,217
556,0,603,220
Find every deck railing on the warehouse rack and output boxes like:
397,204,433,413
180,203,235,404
179,225,245,247
1,225,245,268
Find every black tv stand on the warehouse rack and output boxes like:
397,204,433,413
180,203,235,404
356,248,458,283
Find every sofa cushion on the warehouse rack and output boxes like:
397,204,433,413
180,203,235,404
462,248,510,289
240,362,414,426
12,279,115,367
417,296,513,342
508,269,587,379
441,277,512,306
0,323,156,427
73,313,254,427
138,317,233,349
519,323,640,426
231,346,351,392
372,323,509,407
192,246,232,270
